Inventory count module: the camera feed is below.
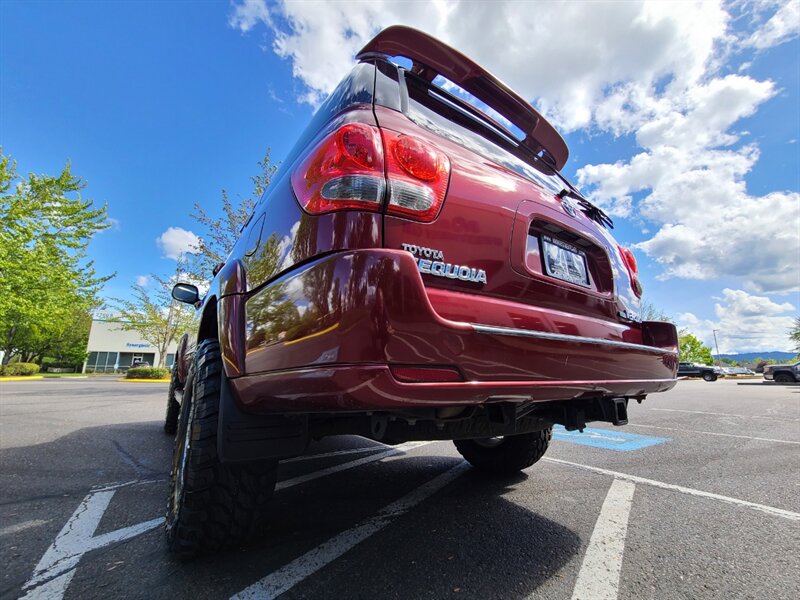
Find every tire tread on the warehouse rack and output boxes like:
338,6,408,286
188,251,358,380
454,428,552,475
165,340,277,558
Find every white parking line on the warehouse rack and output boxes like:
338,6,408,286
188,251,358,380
19,441,434,599
571,479,636,600
648,408,800,422
19,489,163,600
276,442,431,491
231,462,470,600
544,457,800,521
0,519,48,537
627,423,800,445
281,445,385,463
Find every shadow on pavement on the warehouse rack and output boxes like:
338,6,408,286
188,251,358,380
3,421,581,600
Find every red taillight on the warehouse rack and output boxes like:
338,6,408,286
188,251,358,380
618,245,643,297
291,123,386,214
392,136,440,181
620,247,637,274
291,123,450,221
384,131,450,222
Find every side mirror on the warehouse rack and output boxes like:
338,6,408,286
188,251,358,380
172,283,200,305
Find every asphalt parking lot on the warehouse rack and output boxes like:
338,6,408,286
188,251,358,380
1,377,798,600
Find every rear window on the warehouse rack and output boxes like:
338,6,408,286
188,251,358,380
402,70,564,196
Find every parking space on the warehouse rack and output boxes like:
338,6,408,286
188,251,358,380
1,378,798,599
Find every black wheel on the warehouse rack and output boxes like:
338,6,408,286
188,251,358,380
454,428,552,475
163,366,182,435
165,339,277,558
775,373,796,383
702,372,717,382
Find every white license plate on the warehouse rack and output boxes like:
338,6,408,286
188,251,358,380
541,235,590,287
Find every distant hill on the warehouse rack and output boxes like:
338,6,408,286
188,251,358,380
718,351,796,362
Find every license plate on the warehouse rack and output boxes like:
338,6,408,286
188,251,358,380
541,235,590,287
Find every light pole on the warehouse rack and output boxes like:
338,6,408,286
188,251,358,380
712,329,722,366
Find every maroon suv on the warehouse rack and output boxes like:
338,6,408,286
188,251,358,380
165,25,678,556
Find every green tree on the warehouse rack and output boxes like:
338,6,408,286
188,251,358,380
13,307,92,366
188,149,279,279
111,262,195,367
790,317,800,353
0,151,110,364
678,330,715,365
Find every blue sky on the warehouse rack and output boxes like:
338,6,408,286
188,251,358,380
1,0,798,352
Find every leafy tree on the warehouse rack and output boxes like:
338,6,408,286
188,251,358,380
111,262,195,368
790,317,800,353
0,151,110,364
187,149,279,279
678,330,714,365
14,307,92,366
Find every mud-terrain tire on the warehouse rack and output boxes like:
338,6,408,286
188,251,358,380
702,372,717,382
454,428,552,475
775,373,796,383
165,340,277,558
163,366,181,435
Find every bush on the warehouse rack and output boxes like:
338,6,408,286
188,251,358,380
3,363,41,376
42,361,81,370
126,366,170,379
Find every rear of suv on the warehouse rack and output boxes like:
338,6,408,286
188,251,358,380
165,26,679,557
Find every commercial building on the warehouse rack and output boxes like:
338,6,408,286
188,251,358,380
83,314,178,373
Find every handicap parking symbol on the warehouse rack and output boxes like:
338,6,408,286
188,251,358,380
552,425,669,451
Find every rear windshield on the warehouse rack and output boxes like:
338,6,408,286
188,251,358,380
402,70,564,196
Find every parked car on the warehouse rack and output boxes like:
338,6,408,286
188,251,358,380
163,25,679,557
677,362,721,381
722,366,755,376
763,362,800,383
130,360,150,368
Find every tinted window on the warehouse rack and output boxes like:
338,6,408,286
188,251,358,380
403,70,564,195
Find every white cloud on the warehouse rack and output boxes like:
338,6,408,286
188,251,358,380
135,275,150,287
678,288,796,353
230,0,730,130
577,71,799,294
229,1,800,300
745,0,800,49
228,0,271,33
156,227,200,260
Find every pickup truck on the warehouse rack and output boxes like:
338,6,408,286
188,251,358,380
763,361,800,383
163,25,679,557
677,362,721,382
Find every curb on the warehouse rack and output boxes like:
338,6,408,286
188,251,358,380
118,378,171,383
0,376,45,382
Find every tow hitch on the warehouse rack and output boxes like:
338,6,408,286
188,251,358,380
601,397,629,426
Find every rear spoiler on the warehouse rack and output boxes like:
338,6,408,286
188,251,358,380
357,25,569,171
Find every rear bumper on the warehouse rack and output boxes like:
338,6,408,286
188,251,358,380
233,249,678,413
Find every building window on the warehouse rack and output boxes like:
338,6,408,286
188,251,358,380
166,353,175,368
85,351,118,373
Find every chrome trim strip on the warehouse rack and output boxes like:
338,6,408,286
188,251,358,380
470,324,673,354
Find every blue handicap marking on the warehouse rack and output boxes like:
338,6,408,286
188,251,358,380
552,425,669,451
